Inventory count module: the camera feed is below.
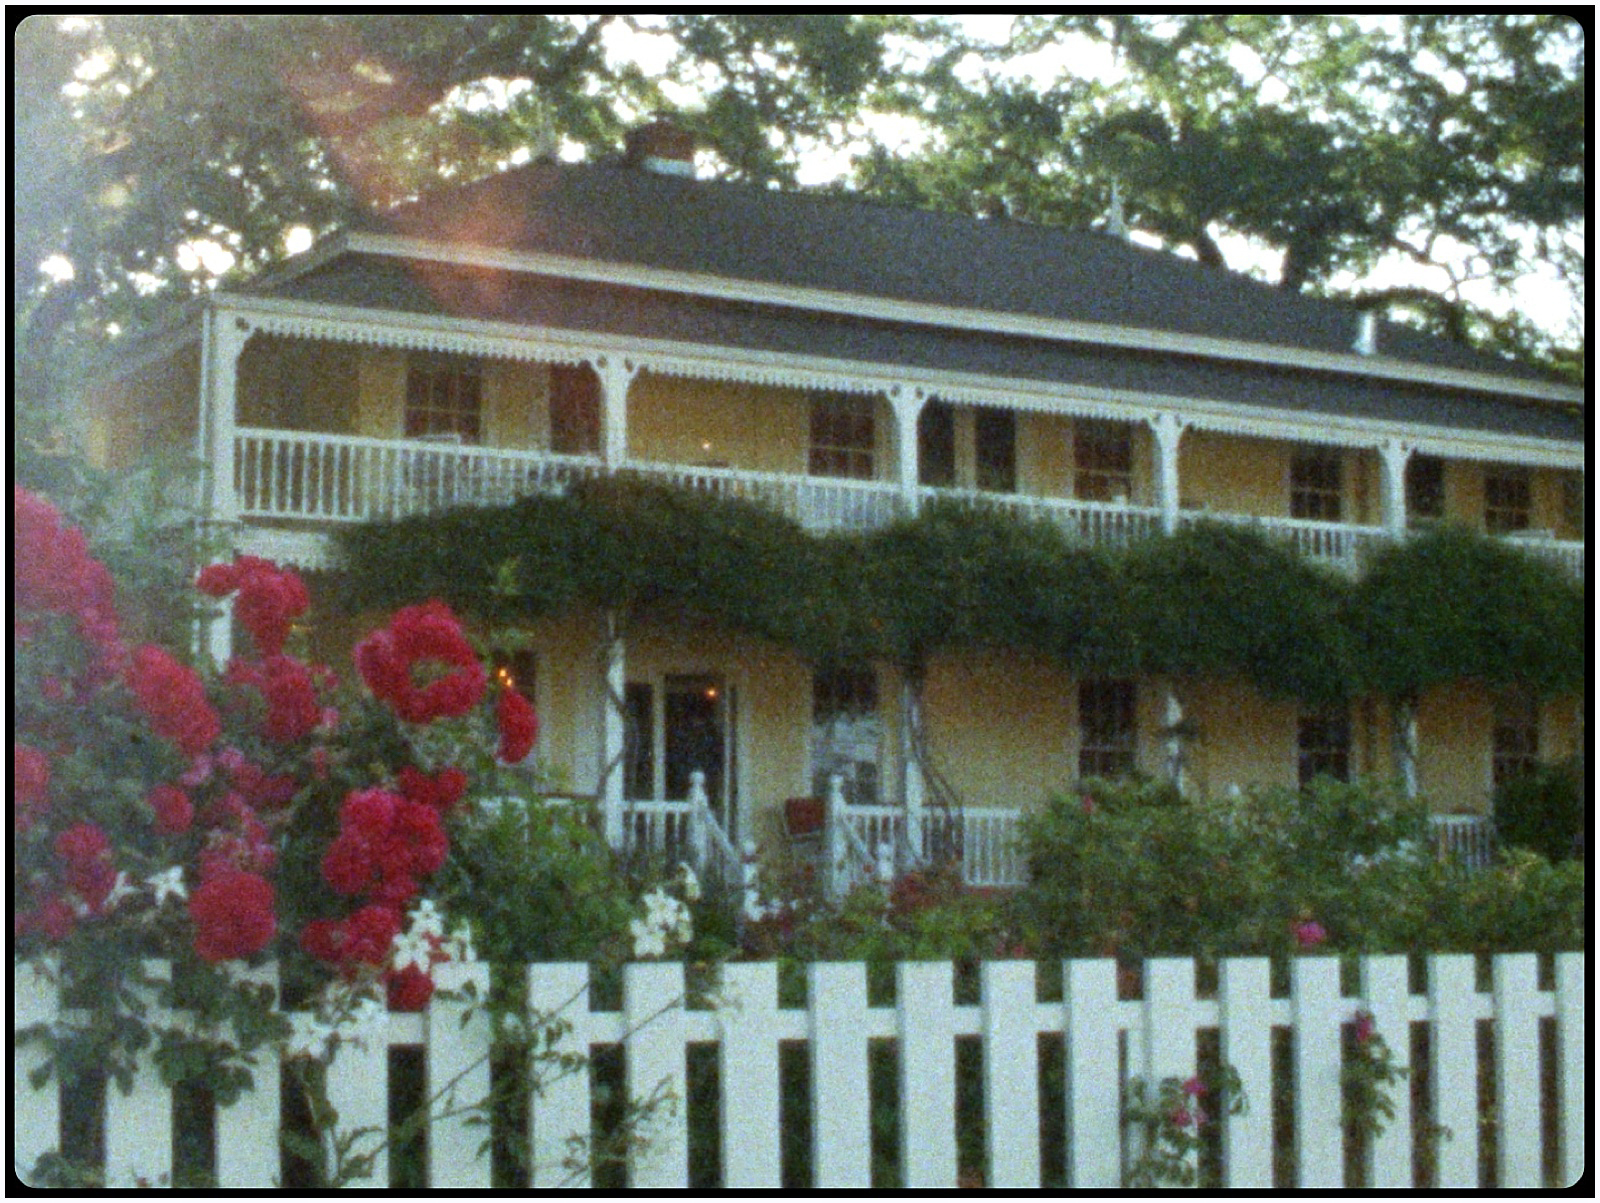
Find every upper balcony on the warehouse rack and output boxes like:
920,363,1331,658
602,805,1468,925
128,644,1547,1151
230,424,1584,581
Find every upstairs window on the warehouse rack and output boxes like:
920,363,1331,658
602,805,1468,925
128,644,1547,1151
918,400,957,487
1078,678,1136,780
1484,466,1532,533
1290,447,1343,521
1492,692,1540,790
1297,705,1351,786
809,395,876,480
1075,419,1133,502
549,364,601,456
405,354,482,442
975,408,1017,493
1406,454,1446,523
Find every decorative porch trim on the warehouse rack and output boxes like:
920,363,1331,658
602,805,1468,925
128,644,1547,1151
209,295,1587,473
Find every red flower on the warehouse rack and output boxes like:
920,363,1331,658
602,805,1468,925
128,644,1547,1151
385,964,435,1011
34,896,78,942
1293,920,1327,949
54,821,110,866
1353,1009,1375,1046
125,644,220,757
188,871,276,963
497,686,539,763
354,601,485,724
1181,1076,1206,1098
147,784,195,835
398,765,468,815
197,556,308,657
226,654,321,743
14,743,51,832
335,904,403,967
13,487,126,682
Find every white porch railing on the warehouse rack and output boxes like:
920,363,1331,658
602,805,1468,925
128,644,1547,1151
1429,814,1496,868
233,429,1582,578
919,486,1162,548
611,773,745,886
1180,509,1390,572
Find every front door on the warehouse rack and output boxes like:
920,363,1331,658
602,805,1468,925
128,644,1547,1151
625,674,737,836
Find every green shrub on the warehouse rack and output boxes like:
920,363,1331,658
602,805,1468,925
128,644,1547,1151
1492,757,1583,862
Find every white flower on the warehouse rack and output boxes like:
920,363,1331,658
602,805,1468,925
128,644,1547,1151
407,898,446,940
677,862,702,901
101,872,139,912
147,866,188,905
445,923,477,963
286,1015,336,1062
630,917,667,960
391,927,435,974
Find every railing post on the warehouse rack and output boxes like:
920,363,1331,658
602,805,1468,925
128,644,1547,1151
689,769,710,870
826,773,848,901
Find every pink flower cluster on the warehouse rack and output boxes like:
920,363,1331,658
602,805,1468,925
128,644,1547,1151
197,555,309,657
13,486,125,684
125,644,222,758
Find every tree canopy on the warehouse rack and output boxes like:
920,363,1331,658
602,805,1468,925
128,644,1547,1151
14,12,1585,413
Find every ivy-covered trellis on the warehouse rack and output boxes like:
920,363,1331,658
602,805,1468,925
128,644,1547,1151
332,477,1584,709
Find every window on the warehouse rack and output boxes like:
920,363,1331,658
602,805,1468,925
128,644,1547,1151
1297,706,1351,786
809,395,876,480
1405,454,1445,523
1484,466,1532,533
549,364,601,455
1290,448,1342,521
1075,420,1133,502
405,354,482,442
918,400,956,487
975,408,1017,493
811,668,880,803
1492,692,1540,790
1558,472,1584,539
1078,678,1136,780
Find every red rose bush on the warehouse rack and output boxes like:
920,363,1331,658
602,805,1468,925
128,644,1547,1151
12,486,535,1095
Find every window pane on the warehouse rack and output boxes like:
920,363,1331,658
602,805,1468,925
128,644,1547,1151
1079,678,1136,780
1297,706,1350,786
809,395,876,480
1406,455,1445,522
405,354,482,442
918,401,956,487
1075,420,1133,502
1290,448,1342,521
549,364,601,455
1484,467,1531,533
975,409,1017,493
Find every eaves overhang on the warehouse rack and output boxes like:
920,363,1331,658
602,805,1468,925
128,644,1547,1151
345,232,1586,410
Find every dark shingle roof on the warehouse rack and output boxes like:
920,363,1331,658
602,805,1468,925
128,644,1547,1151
262,255,1584,443
339,159,1558,385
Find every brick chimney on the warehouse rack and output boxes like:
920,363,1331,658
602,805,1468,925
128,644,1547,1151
624,116,696,177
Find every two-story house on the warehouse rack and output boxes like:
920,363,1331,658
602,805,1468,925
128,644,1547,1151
88,121,1585,878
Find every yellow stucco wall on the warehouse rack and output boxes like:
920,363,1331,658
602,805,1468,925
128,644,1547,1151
628,374,839,477
1179,678,1299,794
1416,682,1493,814
89,345,201,469
1180,432,1289,517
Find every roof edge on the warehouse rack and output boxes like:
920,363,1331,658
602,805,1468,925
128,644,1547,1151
345,232,1584,409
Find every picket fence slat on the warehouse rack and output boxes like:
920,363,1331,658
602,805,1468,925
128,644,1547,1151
1218,958,1273,1188
1554,952,1585,1189
1064,958,1122,1189
1291,957,1344,1187
13,960,61,1186
105,962,174,1189
716,962,782,1188
1361,955,1414,1188
216,963,282,1189
898,962,958,1187
12,953,1582,1191
1492,954,1541,1189
623,961,688,1188
527,963,592,1187
427,962,493,1189
809,962,871,1187
1428,954,1480,1188
981,961,1041,1188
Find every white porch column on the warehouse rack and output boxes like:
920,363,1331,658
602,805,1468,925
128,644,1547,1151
1379,439,1412,538
1150,413,1186,535
900,675,926,819
595,356,637,468
1393,695,1419,799
1162,683,1188,793
203,312,252,668
890,387,927,517
599,615,627,848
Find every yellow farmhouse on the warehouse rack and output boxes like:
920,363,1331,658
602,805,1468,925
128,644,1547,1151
89,121,1585,881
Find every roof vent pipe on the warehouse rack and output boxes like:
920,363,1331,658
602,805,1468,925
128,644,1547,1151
624,116,696,177
1354,310,1379,356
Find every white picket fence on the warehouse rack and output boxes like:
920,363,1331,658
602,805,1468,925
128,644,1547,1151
13,952,1583,1190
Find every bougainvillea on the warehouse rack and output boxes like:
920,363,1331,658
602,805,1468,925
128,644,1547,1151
496,685,539,763
354,599,487,724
